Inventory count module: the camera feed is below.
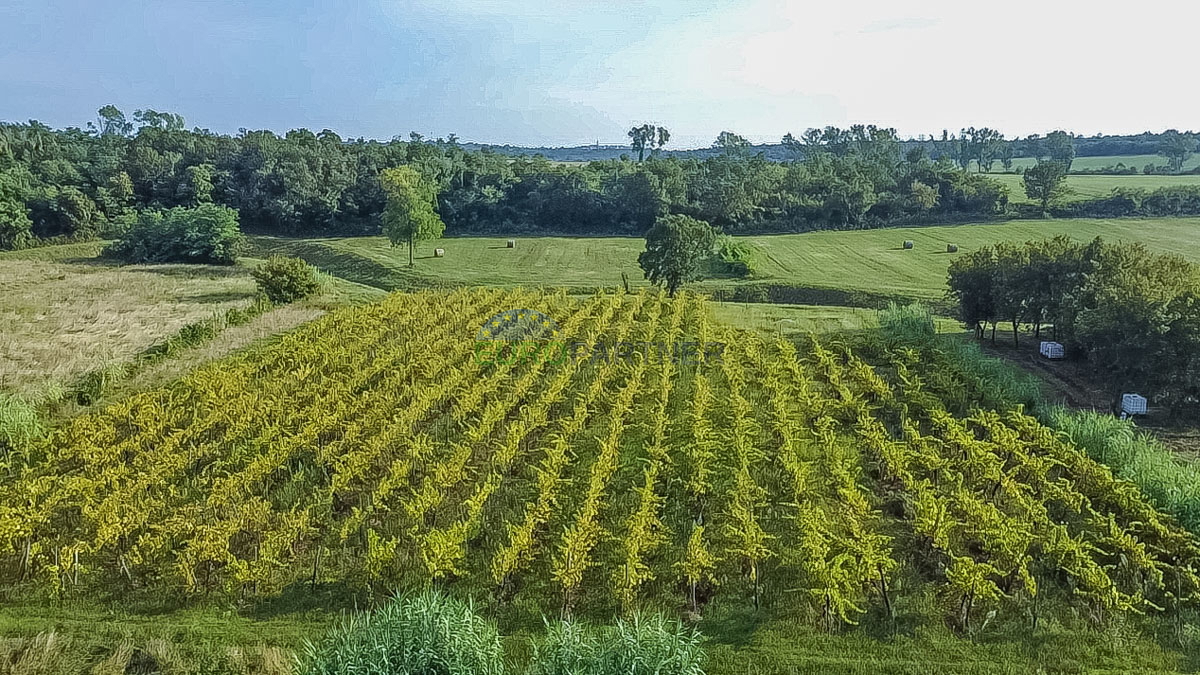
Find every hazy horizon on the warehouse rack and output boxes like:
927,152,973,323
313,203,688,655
3,0,1199,147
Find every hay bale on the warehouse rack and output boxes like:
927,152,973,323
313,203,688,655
946,244,959,253
903,240,915,250
506,239,516,248
434,248,445,258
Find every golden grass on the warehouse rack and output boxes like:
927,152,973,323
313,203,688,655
0,258,258,400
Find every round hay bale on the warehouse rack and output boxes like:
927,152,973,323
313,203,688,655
903,240,915,250
946,244,959,253
434,248,445,258
506,239,516,248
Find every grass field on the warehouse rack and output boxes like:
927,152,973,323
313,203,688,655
0,246,261,400
0,244,383,404
989,172,1200,203
989,154,1200,173
260,217,1200,303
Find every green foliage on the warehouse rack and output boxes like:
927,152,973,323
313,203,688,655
0,169,35,250
1022,161,1069,211
530,616,706,675
252,255,321,304
877,302,937,346
638,214,717,296
0,393,43,453
105,203,244,264
713,235,756,277
380,165,445,266
297,590,504,675
1047,409,1200,532
947,236,1200,413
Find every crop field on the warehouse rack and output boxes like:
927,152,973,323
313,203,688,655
261,218,1200,303
4,287,1199,641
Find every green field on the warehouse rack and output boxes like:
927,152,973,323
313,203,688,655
992,153,1200,173
259,217,1200,303
988,172,1200,203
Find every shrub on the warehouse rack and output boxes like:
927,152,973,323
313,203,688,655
713,235,757,277
297,590,504,675
253,255,321,304
530,615,706,675
105,204,243,264
0,393,43,454
878,302,937,347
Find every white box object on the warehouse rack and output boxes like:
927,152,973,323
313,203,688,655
506,239,516,248
1121,394,1148,416
1039,341,1065,359
434,248,445,258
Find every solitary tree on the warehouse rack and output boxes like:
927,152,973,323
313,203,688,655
713,131,751,156
380,166,444,266
638,214,717,297
1022,161,1069,213
628,124,670,162
1157,130,1198,173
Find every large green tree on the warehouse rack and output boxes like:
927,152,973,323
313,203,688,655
380,166,444,266
1043,131,1075,171
637,214,717,297
1022,161,1069,212
1157,130,1198,173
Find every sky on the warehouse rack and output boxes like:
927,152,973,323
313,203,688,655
2,0,1198,148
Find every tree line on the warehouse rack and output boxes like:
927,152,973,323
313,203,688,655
947,236,1200,415
0,108,1013,250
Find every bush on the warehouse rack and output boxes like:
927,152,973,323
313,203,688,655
878,302,937,347
713,235,757,277
297,591,504,675
252,255,321,304
105,204,243,264
0,393,42,454
530,615,705,675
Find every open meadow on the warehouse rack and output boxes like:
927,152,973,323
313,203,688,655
989,172,1200,203
257,217,1200,302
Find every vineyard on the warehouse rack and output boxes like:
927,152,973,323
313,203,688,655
2,287,1200,633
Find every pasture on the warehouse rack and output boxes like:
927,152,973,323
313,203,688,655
988,172,1200,203
260,217,1200,302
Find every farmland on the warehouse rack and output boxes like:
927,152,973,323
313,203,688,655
4,287,1200,671
990,172,1200,203
259,217,1200,302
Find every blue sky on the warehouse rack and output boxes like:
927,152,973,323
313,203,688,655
2,0,1198,147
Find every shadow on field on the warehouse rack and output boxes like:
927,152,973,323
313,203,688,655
246,580,371,620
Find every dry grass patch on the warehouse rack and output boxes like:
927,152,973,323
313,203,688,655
0,258,258,399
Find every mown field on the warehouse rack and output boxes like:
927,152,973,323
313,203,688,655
991,154,1200,173
990,172,1200,203
259,217,1200,302
5,288,1200,673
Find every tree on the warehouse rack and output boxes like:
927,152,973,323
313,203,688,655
380,165,444,266
713,131,751,157
627,124,670,162
1043,131,1075,171
638,214,717,297
0,169,34,250
1022,161,1069,212
998,143,1015,172
948,246,997,339
1157,130,1197,173
93,105,133,137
